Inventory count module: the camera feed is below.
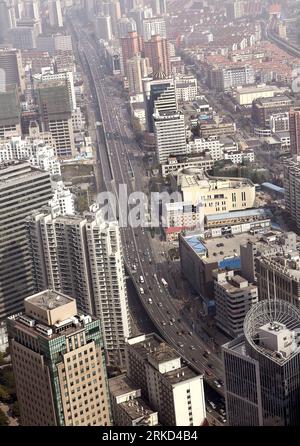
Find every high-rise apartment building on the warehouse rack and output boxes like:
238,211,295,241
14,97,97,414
26,205,131,365
127,54,150,94
34,71,77,111
284,158,300,231
48,0,64,28
102,0,121,35
142,17,166,41
154,110,187,164
7,290,111,426
0,48,25,93
120,31,143,76
144,34,170,77
0,161,53,320
95,15,113,41
36,81,76,157
126,333,206,426
117,17,137,38
222,299,300,425
289,107,300,157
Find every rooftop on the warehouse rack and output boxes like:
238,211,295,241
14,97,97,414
205,208,272,222
25,289,73,311
120,398,156,421
109,374,140,398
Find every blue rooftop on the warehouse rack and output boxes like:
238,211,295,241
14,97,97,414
206,208,272,222
218,257,241,270
184,235,207,256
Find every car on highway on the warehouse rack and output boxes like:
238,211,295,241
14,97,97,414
158,302,163,307
178,343,184,348
139,287,144,295
169,321,173,326
206,406,212,413
214,380,221,388
190,345,196,350
218,379,224,387
208,401,216,410
162,321,166,326
188,331,193,336
203,350,210,358
148,298,153,304
207,363,213,369
218,416,227,423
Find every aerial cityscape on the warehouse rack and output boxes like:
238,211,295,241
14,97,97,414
1,0,300,429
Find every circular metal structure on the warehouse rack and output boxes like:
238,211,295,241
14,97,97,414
244,299,300,361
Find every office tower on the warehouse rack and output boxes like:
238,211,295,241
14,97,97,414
222,299,300,426
213,270,258,338
109,374,159,426
289,108,300,157
95,15,113,41
127,54,150,94
34,71,76,111
126,333,206,426
252,95,293,129
117,17,137,38
144,34,170,76
143,74,176,132
7,290,111,426
23,0,40,21
209,65,255,92
36,81,76,157
0,161,53,320
142,17,166,41
0,48,25,93
120,31,143,76
284,158,300,231
48,0,64,28
26,205,131,365
154,110,187,164
127,8,144,35
0,89,21,137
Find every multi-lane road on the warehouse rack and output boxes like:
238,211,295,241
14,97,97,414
70,16,226,410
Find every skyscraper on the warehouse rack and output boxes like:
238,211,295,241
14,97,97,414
7,290,111,426
0,48,25,93
95,15,113,41
127,54,150,94
0,161,53,320
289,107,300,157
142,17,166,41
154,110,187,164
120,31,143,76
144,34,170,76
0,88,21,137
284,158,300,232
26,205,131,366
36,81,76,157
222,299,300,426
48,0,64,28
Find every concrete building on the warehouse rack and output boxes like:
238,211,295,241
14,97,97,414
154,110,187,164
117,17,137,38
233,84,284,106
109,374,159,426
0,161,53,320
0,89,21,138
222,299,300,426
95,15,113,41
209,65,255,92
175,75,198,102
171,169,255,216
34,70,77,112
289,108,300,157
252,96,293,129
144,34,170,77
163,200,204,241
0,136,61,176
0,48,25,93
284,158,300,231
48,0,64,28
161,154,214,177
120,31,143,76
214,270,258,338
26,205,131,366
142,17,166,41
126,333,206,426
7,290,111,426
36,81,76,157
127,54,150,95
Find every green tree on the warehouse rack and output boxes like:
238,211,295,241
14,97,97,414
0,385,10,402
0,409,9,426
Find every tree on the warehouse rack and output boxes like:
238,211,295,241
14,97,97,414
0,409,9,426
0,385,10,403
12,401,20,419
0,352,6,366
